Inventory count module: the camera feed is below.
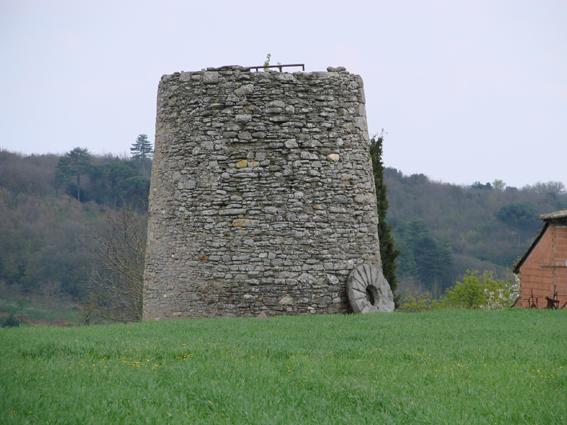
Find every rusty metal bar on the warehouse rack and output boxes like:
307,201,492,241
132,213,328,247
246,64,305,72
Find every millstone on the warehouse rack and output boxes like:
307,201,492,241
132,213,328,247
347,264,394,313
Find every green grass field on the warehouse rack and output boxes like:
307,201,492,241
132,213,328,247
1,310,566,424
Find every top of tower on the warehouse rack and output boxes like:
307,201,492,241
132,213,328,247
197,64,348,73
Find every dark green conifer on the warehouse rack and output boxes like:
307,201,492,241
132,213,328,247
369,133,399,291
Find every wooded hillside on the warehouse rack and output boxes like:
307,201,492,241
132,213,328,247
0,149,149,309
1,148,565,306
385,168,567,294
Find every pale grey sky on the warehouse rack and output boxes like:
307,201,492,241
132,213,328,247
1,0,566,187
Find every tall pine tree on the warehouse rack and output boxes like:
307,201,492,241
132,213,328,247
130,134,153,177
55,147,92,202
130,134,153,161
369,133,399,291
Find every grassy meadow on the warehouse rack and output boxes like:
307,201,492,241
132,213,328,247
1,309,566,424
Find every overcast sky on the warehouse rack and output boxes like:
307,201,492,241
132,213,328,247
1,0,566,187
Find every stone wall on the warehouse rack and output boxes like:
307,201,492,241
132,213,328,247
143,65,382,318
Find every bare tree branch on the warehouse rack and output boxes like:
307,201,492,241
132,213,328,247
82,206,146,322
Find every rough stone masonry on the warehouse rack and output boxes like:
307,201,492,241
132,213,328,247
143,65,384,319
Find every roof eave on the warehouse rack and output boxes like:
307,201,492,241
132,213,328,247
513,222,549,274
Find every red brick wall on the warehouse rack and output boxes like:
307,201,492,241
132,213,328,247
518,224,567,308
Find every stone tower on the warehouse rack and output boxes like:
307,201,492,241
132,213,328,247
143,65,383,319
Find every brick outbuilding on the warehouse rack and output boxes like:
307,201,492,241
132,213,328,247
514,210,567,309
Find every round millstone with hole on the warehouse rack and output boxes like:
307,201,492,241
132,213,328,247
347,264,394,313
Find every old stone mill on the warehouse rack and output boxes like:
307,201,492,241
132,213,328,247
142,64,394,319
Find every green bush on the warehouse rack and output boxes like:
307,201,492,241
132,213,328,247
398,271,519,311
397,292,434,312
443,271,517,309
1,313,21,328
397,290,452,311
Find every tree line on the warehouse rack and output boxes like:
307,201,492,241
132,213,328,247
2,133,566,321
54,135,152,210
0,136,152,308
384,168,567,294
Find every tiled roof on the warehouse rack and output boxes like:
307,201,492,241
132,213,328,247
540,209,567,221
